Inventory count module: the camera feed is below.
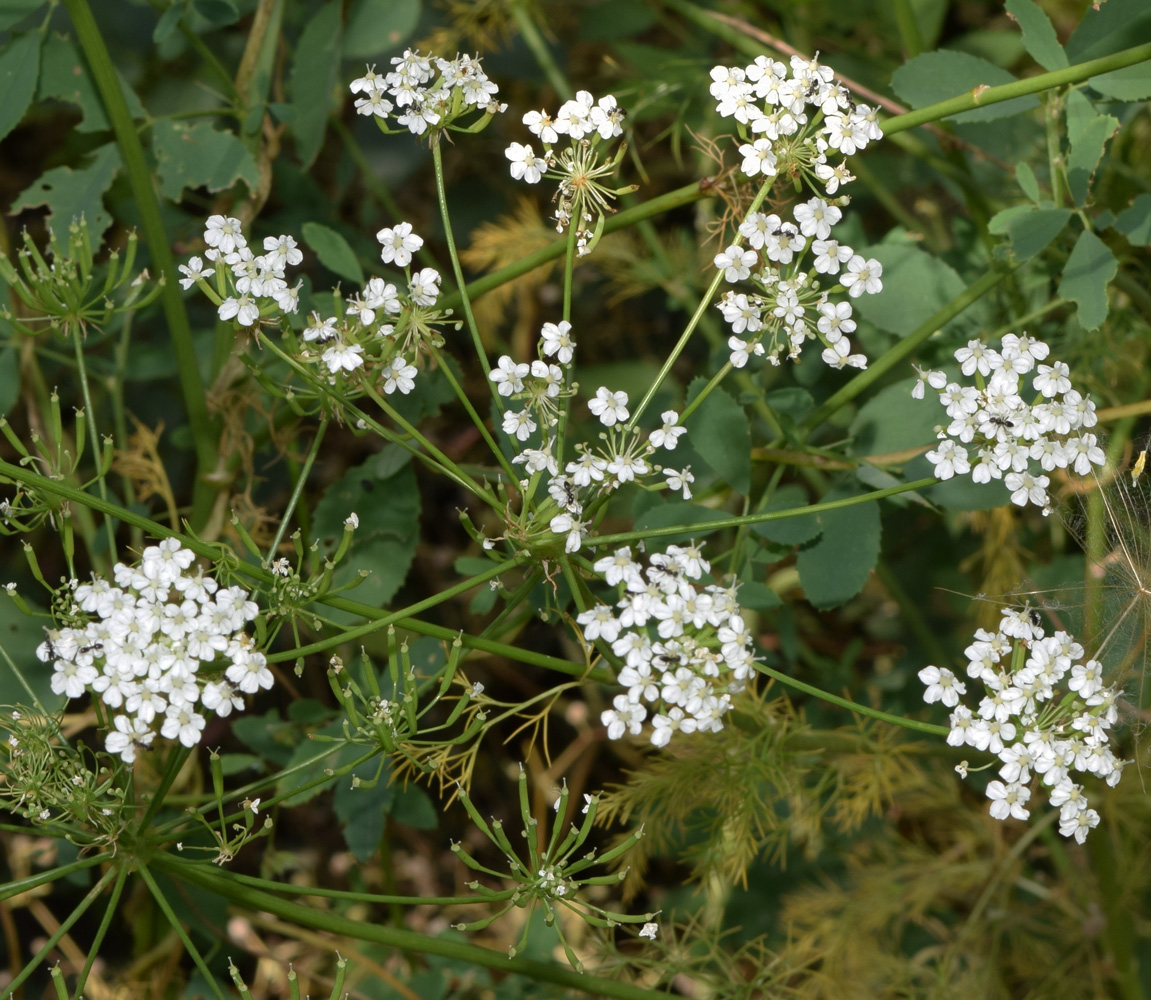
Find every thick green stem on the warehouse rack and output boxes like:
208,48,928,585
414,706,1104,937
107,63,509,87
64,0,219,528
152,855,680,1000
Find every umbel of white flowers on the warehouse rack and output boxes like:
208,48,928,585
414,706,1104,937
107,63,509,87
37,540,268,763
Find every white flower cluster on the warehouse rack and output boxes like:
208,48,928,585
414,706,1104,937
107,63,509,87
921,605,1126,843
505,90,630,252
914,334,1104,512
179,215,303,327
714,196,883,371
582,543,756,748
36,540,269,764
349,50,505,135
710,53,881,192
490,322,692,555
709,55,883,372
182,216,451,387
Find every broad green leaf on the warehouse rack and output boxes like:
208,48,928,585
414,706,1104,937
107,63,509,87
152,120,259,201
9,142,121,243
1065,108,1118,206
153,1,183,43
750,484,822,546
1085,63,1151,102
795,485,882,611
192,0,238,25
1005,0,1068,71
736,580,782,611
277,719,344,806
0,31,41,143
0,593,66,713
390,782,438,829
333,755,394,860
342,0,420,60
0,346,18,417
0,0,45,31
290,2,342,168
987,205,1071,260
302,221,365,285
37,33,146,132
890,50,1038,124
1015,162,1040,203
232,708,296,766
311,454,420,615
1112,194,1151,245
1066,0,1151,100
684,377,750,495
1058,228,1117,332
848,380,938,457
850,243,967,337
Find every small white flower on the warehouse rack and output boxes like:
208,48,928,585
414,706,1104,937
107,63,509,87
648,411,686,450
588,387,629,427
376,222,424,268
840,255,883,297
506,142,544,184
714,244,757,282
178,256,214,290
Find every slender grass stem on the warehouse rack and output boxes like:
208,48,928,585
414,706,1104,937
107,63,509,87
266,415,328,563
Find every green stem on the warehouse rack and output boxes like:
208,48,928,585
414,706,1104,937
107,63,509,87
892,0,923,57
511,2,572,100
798,265,1016,436
71,326,117,560
756,662,948,736
0,853,110,904
152,855,683,1000
266,415,328,562
215,868,515,907
72,862,130,1000
588,477,940,547
438,180,714,314
679,361,732,425
432,142,492,384
64,0,219,528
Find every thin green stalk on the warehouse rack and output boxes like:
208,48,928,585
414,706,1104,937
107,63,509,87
72,862,130,1000
438,180,714,313
219,867,514,907
136,862,229,1000
432,142,492,383
4,868,116,997
799,265,1015,436
892,0,923,57
679,361,732,425
588,477,940,547
137,744,191,831
64,0,219,528
555,221,580,468
265,416,328,563
511,2,572,100
756,662,948,736
71,327,117,559
154,856,676,1000
0,854,110,904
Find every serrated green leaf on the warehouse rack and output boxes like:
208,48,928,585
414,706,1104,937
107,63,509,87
749,484,821,546
290,2,342,168
1006,0,1068,71
1065,111,1118,206
37,33,146,133
302,221,365,285
850,243,967,337
1058,228,1117,332
333,755,394,860
8,142,120,243
342,0,420,60
311,455,420,615
795,485,882,611
987,205,1071,260
849,379,938,457
1015,162,1040,203
684,377,750,495
1066,0,1151,100
1112,193,1151,245
736,580,781,611
391,783,438,829
0,0,45,31
1085,63,1151,101
152,120,259,201
890,50,1039,124
0,30,41,143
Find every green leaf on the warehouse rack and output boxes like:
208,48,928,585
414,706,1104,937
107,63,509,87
848,380,938,457
1066,0,1151,100
850,243,967,337
1064,90,1118,206
276,720,344,807
0,0,45,31
37,33,146,132
232,708,296,766
192,0,238,25
290,2,342,168
333,756,394,861
311,455,420,615
1005,0,1068,71
684,377,750,495
987,205,1071,260
1015,162,1040,203
8,142,121,243
1085,63,1151,102
1057,228,1118,332
302,221,365,285
1112,193,1151,245
735,580,781,611
153,1,184,44
0,346,18,417
391,782,438,829
0,594,66,712
749,483,822,546
795,485,882,611
0,31,41,143
152,120,260,201
890,50,1039,124
633,501,731,545
342,0,420,60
